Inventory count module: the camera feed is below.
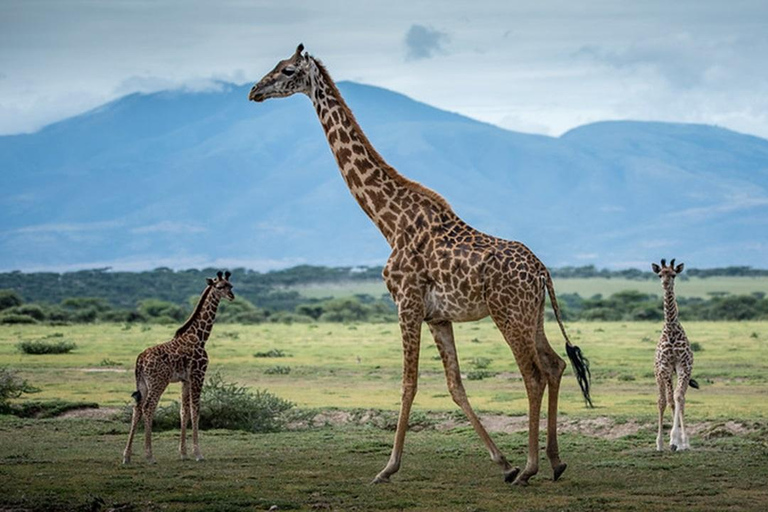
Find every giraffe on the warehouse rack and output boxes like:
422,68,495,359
122,271,234,464
652,259,698,452
248,44,592,486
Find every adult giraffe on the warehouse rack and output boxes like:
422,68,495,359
248,44,592,486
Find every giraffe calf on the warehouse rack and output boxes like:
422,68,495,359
652,259,698,452
122,271,234,464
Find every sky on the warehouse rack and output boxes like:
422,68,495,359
1,0,768,139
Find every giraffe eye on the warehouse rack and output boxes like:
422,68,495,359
282,67,295,77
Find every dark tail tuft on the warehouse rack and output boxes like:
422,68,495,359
565,342,594,408
131,390,142,403
544,272,594,408
689,378,700,389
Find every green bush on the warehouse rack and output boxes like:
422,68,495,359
138,299,187,322
0,367,39,408
264,365,291,375
0,313,38,325
17,340,77,355
254,349,288,358
125,372,294,433
0,289,23,310
466,370,497,381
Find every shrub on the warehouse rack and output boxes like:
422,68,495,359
0,367,39,406
0,290,23,311
466,370,497,381
264,365,291,375
0,314,38,325
124,371,294,433
4,304,46,321
17,340,77,355
690,342,703,352
469,357,493,369
254,349,287,358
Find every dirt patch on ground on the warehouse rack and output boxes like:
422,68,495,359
292,409,760,440
81,368,128,373
58,407,122,420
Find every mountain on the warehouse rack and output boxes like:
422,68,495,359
1,82,767,272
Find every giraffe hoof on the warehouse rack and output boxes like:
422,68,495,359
553,463,567,482
511,476,529,487
371,475,390,484
670,444,678,452
503,467,521,483
122,457,131,465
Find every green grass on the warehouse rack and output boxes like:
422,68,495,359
288,276,768,300
1,321,768,510
2,322,766,420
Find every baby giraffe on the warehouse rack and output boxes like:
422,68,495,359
652,259,698,452
123,271,234,464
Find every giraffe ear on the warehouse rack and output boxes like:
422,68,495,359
675,263,685,274
206,278,214,286
651,263,661,274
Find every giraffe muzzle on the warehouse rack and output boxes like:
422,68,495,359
249,87,265,102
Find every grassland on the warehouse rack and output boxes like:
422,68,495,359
288,276,768,300
1,320,767,510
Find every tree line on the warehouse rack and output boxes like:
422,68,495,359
0,265,766,325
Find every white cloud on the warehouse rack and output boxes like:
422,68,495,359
130,222,207,235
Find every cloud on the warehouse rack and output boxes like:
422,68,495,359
404,24,449,61
10,220,122,234
130,221,207,235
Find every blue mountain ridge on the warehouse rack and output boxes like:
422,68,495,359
1,81,767,271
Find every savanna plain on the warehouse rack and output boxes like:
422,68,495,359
1,278,767,511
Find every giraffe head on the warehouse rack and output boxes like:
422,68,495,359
206,271,235,301
651,258,685,283
249,44,312,103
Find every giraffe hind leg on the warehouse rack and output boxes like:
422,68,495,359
535,325,567,480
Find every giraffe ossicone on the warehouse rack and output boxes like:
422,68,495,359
249,45,593,486
122,271,234,464
652,258,697,452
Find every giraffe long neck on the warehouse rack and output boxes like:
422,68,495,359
176,287,221,343
662,279,679,325
306,58,454,246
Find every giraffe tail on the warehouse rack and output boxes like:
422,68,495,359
131,360,143,403
689,378,700,389
543,272,594,408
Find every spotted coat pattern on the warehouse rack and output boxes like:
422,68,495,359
652,259,694,451
249,45,593,485
122,272,234,464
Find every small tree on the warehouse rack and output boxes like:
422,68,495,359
0,290,23,311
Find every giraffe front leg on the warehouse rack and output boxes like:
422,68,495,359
673,379,690,451
429,321,517,481
179,381,191,460
190,372,206,461
655,377,667,451
373,305,422,484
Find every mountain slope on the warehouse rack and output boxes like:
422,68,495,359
1,82,767,271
